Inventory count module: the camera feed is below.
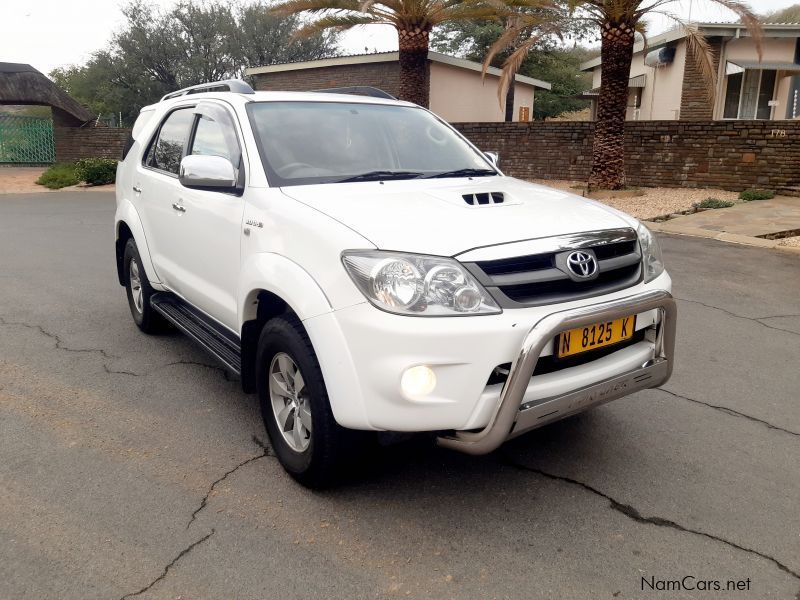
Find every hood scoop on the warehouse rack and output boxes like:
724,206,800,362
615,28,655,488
462,191,505,206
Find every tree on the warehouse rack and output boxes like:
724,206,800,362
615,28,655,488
270,0,507,107
433,19,592,119
762,3,800,22
50,0,339,126
490,0,762,189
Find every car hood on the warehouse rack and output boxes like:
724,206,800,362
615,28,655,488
279,176,635,257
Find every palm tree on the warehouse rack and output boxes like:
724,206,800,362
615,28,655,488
488,1,762,189
271,0,506,107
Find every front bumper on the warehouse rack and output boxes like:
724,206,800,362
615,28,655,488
436,288,676,455
303,272,674,442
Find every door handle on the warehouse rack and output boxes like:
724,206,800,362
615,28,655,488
132,186,142,193
171,203,186,213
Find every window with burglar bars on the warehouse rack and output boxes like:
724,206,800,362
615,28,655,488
0,115,56,164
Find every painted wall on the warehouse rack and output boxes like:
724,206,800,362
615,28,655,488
640,42,686,120
590,42,686,120
429,62,535,123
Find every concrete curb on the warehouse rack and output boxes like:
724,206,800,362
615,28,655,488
647,220,800,256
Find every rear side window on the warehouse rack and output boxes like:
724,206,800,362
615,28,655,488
145,108,194,175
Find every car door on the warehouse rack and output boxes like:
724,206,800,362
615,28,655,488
135,105,196,290
170,102,246,331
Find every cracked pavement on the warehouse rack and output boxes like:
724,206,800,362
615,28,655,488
0,192,798,599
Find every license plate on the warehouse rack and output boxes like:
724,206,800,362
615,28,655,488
556,316,636,358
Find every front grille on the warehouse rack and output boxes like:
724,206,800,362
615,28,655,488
463,229,642,307
503,262,641,303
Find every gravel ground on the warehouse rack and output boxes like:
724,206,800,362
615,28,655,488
531,179,743,220
778,236,800,247
0,167,47,194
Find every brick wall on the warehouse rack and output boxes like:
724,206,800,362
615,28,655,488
52,119,800,194
55,127,131,163
453,120,800,194
680,38,723,121
252,62,402,97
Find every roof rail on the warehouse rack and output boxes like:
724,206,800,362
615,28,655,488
312,86,396,100
161,79,255,101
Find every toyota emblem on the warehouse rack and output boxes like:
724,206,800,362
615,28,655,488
566,251,598,279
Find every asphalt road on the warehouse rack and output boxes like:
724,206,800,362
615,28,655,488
1,192,799,600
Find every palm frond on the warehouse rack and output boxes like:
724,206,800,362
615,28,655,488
271,0,362,16
433,3,507,24
495,34,548,103
648,16,717,101
684,24,716,97
294,13,387,37
708,0,763,59
634,20,649,54
481,23,526,77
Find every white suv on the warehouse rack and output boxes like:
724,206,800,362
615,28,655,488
115,80,676,487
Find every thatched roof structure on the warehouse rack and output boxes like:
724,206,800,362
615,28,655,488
0,63,93,126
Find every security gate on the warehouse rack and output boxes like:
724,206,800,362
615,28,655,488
0,115,56,164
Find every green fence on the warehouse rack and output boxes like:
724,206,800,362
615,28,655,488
0,115,56,164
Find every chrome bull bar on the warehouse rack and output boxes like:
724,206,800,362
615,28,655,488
437,289,677,455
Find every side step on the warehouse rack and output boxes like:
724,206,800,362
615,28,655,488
151,292,242,375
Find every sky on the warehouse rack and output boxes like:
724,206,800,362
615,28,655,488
1,0,798,75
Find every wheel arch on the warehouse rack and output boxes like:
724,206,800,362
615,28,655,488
237,253,333,393
115,221,134,285
240,289,294,393
115,199,160,286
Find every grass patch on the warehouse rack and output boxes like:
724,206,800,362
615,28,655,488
695,197,734,209
738,189,775,201
36,163,81,189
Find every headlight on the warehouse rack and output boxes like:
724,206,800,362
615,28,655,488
342,251,502,316
637,223,665,283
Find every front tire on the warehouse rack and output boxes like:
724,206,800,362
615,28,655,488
123,239,169,334
256,315,362,488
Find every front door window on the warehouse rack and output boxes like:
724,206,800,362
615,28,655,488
723,66,777,120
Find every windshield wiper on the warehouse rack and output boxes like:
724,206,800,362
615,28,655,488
423,168,497,179
335,170,423,183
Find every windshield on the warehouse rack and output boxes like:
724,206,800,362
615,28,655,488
246,101,497,187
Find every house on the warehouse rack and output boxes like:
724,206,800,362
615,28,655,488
579,23,800,121
244,51,552,123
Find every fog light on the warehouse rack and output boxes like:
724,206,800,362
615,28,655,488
401,365,437,396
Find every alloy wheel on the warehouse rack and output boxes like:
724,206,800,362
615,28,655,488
129,258,144,314
269,352,312,452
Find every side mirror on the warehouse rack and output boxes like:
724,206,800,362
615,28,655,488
179,155,237,189
484,151,499,167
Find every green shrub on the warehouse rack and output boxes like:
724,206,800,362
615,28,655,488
74,158,118,186
738,189,775,201
695,198,734,209
36,163,81,189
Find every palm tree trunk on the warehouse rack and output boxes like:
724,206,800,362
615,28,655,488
505,83,515,121
588,21,636,190
398,28,431,107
